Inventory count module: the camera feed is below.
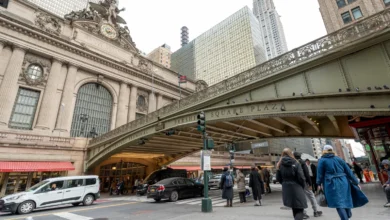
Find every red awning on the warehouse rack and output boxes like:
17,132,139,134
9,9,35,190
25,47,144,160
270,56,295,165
0,162,75,172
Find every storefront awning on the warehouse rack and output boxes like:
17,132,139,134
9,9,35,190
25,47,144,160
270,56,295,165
0,161,75,172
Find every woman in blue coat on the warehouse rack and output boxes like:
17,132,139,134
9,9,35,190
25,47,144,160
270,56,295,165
316,145,361,220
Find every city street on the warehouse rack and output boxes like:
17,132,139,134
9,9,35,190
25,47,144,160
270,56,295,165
0,184,389,220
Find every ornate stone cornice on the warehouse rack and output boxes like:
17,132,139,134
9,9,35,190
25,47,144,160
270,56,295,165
0,14,193,97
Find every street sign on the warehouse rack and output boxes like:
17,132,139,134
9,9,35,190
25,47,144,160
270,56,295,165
201,150,212,171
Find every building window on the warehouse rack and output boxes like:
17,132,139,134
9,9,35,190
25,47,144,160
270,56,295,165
70,83,113,137
0,0,9,8
26,64,43,80
137,96,146,107
385,0,390,6
341,11,352,24
336,0,346,8
347,0,357,3
9,88,40,130
352,7,363,20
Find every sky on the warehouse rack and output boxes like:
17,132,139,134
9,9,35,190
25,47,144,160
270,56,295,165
119,0,327,54
347,140,366,157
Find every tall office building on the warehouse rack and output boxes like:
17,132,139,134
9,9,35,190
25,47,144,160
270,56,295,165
253,0,288,59
171,6,267,86
147,44,172,68
318,0,388,33
25,0,118,18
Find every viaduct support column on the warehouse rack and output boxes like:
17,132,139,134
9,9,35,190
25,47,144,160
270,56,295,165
0,46,26,127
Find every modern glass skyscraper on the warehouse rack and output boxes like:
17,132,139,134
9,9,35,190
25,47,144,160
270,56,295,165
26,0,117,18
171,7,267,86
253,0,288,59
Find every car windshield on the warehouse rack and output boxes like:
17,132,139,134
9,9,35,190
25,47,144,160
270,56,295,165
27,180,50,192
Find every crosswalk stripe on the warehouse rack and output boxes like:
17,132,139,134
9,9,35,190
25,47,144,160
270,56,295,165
53,212,92,220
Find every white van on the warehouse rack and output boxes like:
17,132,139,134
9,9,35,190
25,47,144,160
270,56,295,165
0,175,100,214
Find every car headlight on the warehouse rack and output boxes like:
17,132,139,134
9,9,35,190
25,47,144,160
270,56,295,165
5,194,25,201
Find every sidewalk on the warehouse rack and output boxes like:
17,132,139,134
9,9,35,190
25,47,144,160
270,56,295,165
166,183,389,220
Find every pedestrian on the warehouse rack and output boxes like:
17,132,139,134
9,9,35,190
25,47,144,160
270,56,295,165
220,167,234,207
305,159,318,193
263,167,271,194
110,180,116,195
257,166,265,195
294,152,323,218
353,161,364,183
235,168,246,203
277,148,307,220
132,178,139,194
317,145,367,220
382,159,390,207
249,165,264,206
363,167,371,182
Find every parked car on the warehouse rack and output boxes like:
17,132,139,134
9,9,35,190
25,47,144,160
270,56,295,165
137,168,187,196
208,174,222,189
147,177,203,202
0,175,100,214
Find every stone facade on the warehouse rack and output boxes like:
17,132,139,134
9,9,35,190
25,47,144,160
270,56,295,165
0,0,195,195
318,0,388,33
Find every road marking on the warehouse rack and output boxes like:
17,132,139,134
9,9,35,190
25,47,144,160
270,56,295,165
4,202,137,220
53,212,92,220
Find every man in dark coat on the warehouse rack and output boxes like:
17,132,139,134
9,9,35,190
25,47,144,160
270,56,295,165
353,161,364,183
295,152,323,218
249,166,264,206
220,167,234,207
263,167,271,193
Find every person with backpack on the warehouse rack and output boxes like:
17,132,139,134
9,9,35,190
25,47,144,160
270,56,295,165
220,167,234,207
249,165,264,206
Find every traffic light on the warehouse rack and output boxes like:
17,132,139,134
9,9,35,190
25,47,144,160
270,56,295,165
206,138,214,150
197,112,206,132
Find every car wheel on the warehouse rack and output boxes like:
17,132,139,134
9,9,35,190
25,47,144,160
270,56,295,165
83,194,94,206
169,191,179,202
200,190,204,197
154,198,161,202
17,200,35,214
72,203,80,206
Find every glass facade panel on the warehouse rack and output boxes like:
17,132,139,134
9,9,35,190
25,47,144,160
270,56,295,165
70,83,113,137
385,0,390,6
336,0,347,8
0,0,9,8
341,11,352,24
352,7,363,20
9,88,40,130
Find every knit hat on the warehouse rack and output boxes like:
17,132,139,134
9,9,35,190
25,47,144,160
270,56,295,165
382,159,390,166
323,145,333,151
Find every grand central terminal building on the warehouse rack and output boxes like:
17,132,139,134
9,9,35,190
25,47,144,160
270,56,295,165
0,0,196,196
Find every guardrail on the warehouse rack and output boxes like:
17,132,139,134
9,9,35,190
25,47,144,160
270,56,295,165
89,8,390,147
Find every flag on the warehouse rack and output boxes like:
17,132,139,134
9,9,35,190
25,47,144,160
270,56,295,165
178,75,187,84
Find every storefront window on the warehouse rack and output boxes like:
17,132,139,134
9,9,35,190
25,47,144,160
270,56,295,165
0,171,68,196
99,162,146,192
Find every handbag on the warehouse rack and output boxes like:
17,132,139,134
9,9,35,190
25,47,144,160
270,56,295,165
350,183,369,208
315,190,328,207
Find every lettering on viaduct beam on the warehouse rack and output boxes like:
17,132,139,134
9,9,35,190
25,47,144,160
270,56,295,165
209,103,285,119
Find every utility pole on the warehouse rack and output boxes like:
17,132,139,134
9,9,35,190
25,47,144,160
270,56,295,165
197,111,214,213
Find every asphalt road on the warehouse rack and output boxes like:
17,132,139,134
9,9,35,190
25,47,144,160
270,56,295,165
0,185,283,220
0,199,201,220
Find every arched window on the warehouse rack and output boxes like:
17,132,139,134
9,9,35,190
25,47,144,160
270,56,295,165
26,64,43,80
137,95,146,107
70,83,113,137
